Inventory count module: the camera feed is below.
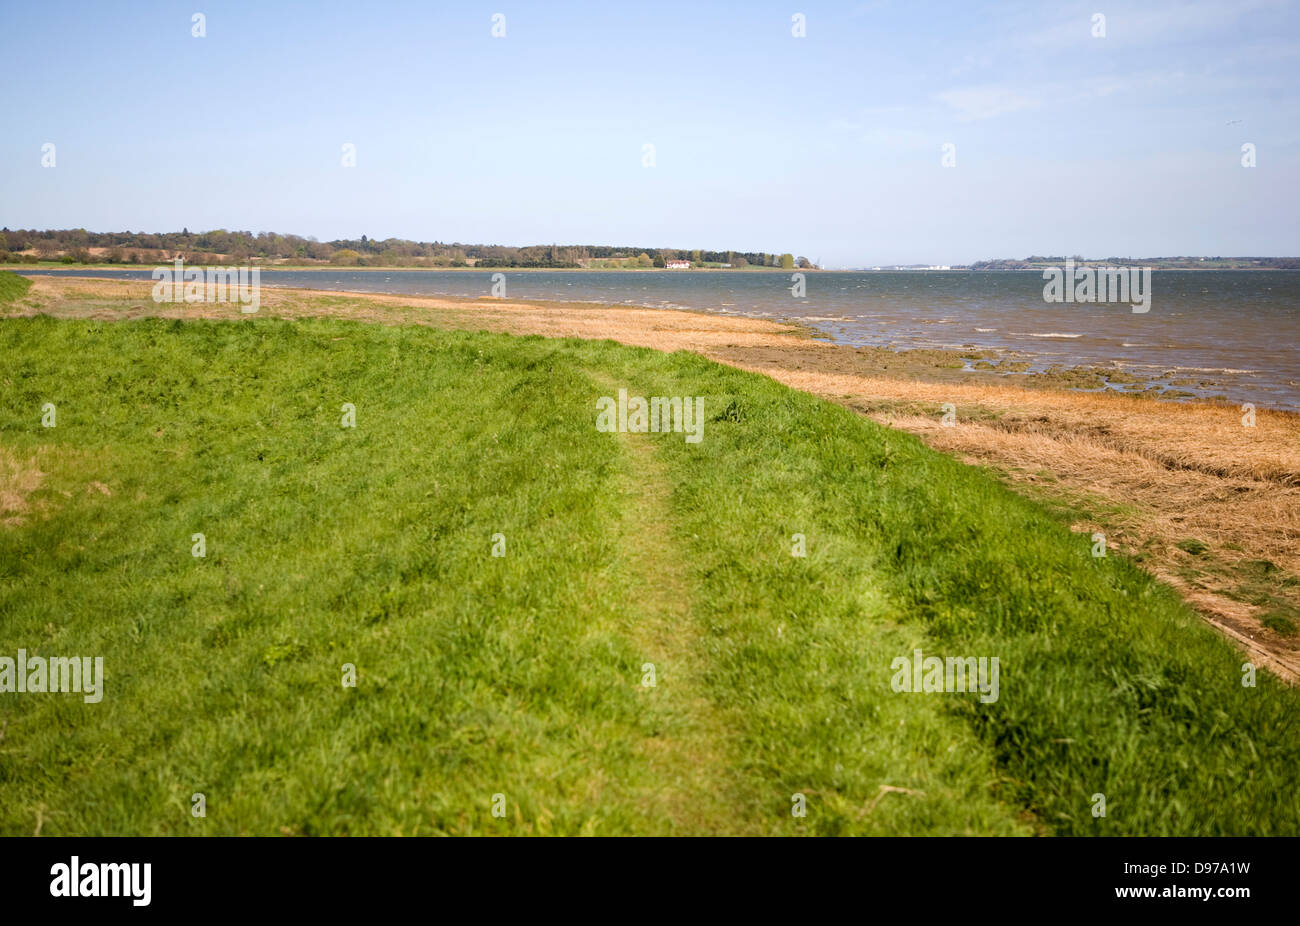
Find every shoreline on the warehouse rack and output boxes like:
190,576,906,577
15,268,1295,411
6,274,1299,680
11,271,1299,412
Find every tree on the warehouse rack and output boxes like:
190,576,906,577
635,252,652,268
330,249,361,266
780,253,795,270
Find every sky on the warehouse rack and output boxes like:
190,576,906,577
1,0,1297,266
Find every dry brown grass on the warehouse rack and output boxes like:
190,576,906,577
0,448,47,528
11,274,1299,678
781,372,1299,485
5,276,800,347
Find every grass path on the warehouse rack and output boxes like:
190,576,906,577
608,430,754,833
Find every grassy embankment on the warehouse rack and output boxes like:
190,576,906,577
1,308,1298,835
0,270,32,304
9,273,1300,678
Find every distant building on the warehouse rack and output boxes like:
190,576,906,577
665,259,691,269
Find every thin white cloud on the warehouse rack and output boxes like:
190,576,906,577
933,69,1274,124
934,85,1040,121
1019,0,1287,48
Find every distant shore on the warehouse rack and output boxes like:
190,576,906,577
9,261,1298,273
6,262,809,273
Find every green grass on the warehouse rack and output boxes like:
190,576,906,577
1,316,1298,835
1261,612,1298,636
0,270,32,304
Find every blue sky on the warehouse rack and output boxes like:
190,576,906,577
2,0,1297,265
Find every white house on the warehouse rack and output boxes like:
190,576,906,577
665,259,691,269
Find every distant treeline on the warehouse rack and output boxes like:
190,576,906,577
969,255,1300,270
0,228,813,269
